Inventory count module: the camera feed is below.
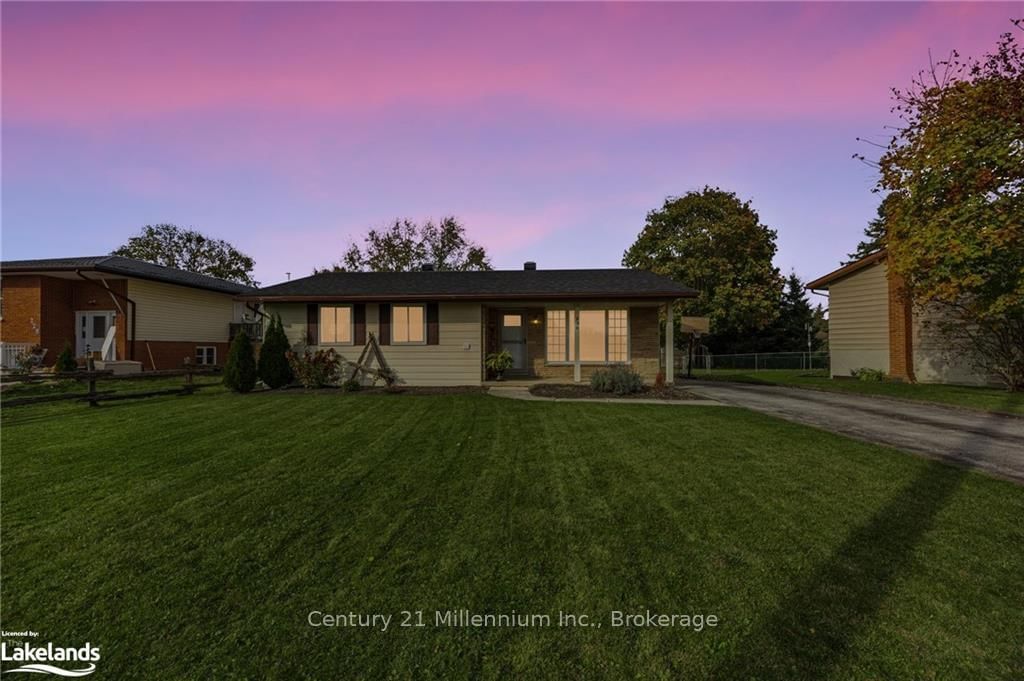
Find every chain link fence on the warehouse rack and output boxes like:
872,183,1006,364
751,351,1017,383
680,351,830,372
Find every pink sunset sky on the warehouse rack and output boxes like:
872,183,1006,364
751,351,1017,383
2,2,1019,285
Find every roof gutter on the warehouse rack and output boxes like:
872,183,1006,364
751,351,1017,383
76,270,137,361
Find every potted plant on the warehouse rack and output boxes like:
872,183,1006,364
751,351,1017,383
485,349,514,381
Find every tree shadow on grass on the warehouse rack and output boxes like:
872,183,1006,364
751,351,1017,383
707,398,1019,680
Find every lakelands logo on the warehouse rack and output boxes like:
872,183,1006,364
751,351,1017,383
1,641,100,677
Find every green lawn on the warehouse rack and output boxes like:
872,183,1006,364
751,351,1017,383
688,369,1024,415
2,392,1022,679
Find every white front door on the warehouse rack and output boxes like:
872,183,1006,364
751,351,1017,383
76,311,116,358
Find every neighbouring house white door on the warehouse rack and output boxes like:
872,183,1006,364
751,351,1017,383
76,311,116,358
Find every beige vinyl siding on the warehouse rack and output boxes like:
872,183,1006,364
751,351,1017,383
128,279,237,342
266,302,483,386
827,261,890,377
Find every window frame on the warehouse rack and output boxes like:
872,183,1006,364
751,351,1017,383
544,307,630,365
391,303,427,345
195,346,217,366
318,304,355,346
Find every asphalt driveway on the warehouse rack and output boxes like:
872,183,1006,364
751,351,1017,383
685,381,1024,484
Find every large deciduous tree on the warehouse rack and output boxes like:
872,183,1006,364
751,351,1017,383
112,224,257,286
874,26,1024,390
319,217,491,273
623,187,783,350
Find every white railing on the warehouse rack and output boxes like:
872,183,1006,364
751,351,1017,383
1,342,35,369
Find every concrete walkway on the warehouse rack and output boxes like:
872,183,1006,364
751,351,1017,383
685,381,1024,483
487,386,722,407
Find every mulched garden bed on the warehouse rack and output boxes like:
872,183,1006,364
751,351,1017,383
529,384,700,400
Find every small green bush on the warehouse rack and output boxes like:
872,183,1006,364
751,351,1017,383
54,342,78,373
258,314,293,389
224,331,257,393
485,350,514,378
286,348,343,388
590,366,644,395
851,367,887,382
342,378,362,392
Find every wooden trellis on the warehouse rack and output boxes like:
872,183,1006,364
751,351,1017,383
342,332,395,386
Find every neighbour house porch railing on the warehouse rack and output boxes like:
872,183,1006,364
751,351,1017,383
1,343,38,370
229,322,263,342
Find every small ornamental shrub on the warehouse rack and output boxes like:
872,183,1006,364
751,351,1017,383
14,344,45,373
590,366,644,395
223,331,257,393
54,342,78,373
485,350,514,379
851,367,886,382
258,315,294,389
286,348,343,388
342,377,362,392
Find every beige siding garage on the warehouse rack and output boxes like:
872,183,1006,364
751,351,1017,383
827,260,890,377
266,301,483,386
128,279,236,342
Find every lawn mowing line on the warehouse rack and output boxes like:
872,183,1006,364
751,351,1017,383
7,395,397,549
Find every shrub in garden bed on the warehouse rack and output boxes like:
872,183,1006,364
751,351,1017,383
590,366,644,395
286,348,343,388
223,331,257,393
258,315,294,389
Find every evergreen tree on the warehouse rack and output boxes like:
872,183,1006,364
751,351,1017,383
223,330,257,393
257,315,293,389
846,195,895,263
54,341,78,372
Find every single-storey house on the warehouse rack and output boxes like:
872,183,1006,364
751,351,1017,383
240,263,695,386
807,250,991,385
0,256,257,370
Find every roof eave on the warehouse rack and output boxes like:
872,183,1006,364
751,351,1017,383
806,249,887,290
237,291,695,303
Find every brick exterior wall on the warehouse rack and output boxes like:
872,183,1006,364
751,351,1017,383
3,275,130,365
1,275,43,343
485,304,662,382
887,269,916,382
130,340,232,370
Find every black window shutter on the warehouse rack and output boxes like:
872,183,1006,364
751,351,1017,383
426,303,439,345
354,304,366,345
306,304,319,345
378,304,391,345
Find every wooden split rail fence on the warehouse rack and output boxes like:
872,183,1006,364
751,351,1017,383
1,366,222,407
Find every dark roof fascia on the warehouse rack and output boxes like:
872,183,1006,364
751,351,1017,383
1,262,250,295
237,292,693,303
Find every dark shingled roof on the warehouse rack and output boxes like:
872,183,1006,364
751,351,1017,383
0,256,254,295
244,268,695,301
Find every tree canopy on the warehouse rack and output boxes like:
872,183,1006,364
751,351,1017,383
112,224,257,286
320,217,491,272
872,25,1024,388
623,187,783,345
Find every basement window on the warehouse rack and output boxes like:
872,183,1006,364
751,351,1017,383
195,346,217,365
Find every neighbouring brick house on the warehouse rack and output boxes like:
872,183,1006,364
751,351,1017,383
807,250,994,386
1,256,257,370
242,263,694,386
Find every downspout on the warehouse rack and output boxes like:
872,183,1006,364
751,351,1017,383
76,270,137,361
